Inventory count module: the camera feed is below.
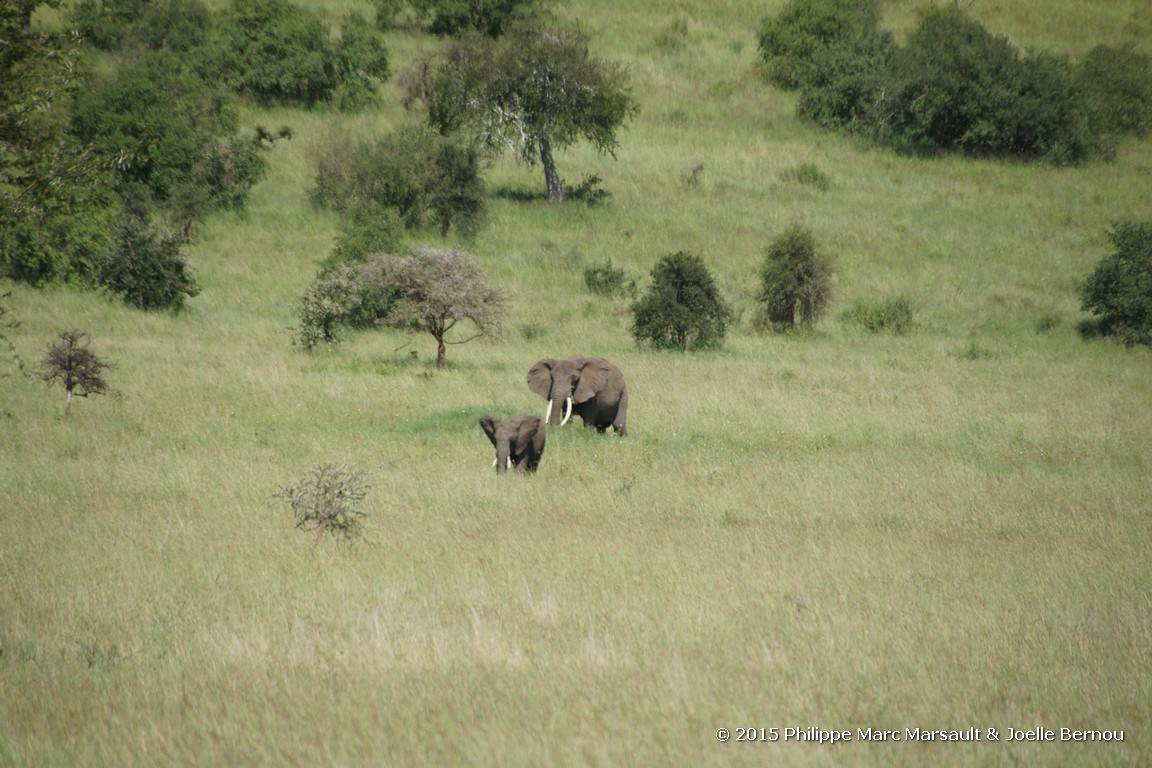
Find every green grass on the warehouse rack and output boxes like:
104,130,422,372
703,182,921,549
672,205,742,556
3,1,1152,766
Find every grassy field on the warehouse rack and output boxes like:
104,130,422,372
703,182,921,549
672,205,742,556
2,1,1151,765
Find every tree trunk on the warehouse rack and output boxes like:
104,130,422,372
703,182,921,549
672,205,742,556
436,335,447,368
540,137,563,203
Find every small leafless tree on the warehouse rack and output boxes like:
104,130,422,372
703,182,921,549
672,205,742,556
361,247,508,368
0,292,25,377
39,330,112,415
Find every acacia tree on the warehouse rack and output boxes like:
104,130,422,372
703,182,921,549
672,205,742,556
39,330,112,415
361,247,507,367
425,24,637,202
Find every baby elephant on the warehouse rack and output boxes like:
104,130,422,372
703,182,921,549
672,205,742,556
480,414,546,474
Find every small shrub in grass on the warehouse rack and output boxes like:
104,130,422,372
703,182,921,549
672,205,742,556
1078,221,1152,347
1035,313,1062,334
275,463,369,545
781,162,831,191
38,330,113,416
567,174,611,205
843,295,913,334
584,260,637,298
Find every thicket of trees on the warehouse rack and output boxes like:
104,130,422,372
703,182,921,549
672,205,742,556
6,0,1151,353
759,1,1152,163
1,0,392,310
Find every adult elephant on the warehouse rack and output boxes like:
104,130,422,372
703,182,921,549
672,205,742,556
480,414,546,474
526,355,628,436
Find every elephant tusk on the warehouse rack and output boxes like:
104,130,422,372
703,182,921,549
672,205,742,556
493,457,499,468
506,456,513,470
561,397,573,426
546,399,553,423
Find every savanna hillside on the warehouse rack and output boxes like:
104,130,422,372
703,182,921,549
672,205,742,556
2,1,1150,766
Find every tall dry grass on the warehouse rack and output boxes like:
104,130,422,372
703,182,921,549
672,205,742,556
2,1,1151,765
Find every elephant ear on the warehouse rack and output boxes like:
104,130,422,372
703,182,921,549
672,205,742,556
573,358,609,403
514,416,542,455
526,359,558,398
479,414,500,446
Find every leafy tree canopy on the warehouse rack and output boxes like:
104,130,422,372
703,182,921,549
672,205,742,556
360,247,508,367
425,23,637,202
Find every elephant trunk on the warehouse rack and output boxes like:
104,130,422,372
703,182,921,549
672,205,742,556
545,396,573,426
495,442,512,474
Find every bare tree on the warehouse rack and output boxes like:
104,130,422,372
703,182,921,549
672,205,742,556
0,292,25,377
39,329,112,415
361,247,508,368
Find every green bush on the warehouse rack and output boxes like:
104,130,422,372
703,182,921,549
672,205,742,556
292,264,397,349
275,463,369,545
98,209,201,313
780,162,832,191
795,28,895,131
583,259,636,298
843,295,913,334
319,210,407,274
630,251,732,351
1078,220,1152,347
69,51,258,206
756,224,834,330
312,124,486,237
68,0,213,53
757,0,883,91
198,0,387,108
414,0,544,37
1078,43,1152,139
874,9,1096,162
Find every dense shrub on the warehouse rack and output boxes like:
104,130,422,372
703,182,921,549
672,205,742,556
872,9,1096,162
765,5,1140,164
69,51,260,206
1078,221,1152,347
419,0,544,37
292,264,397,349
312,124,486,237
584,260,636,298
843,295,914,334
319,210,407,274
68,0,213,53
756,224,834,330
198,0,387,108
630,251,732,351
795,28,896,131
757,0,883,91
1078,43,1152,139
98,209,201,312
